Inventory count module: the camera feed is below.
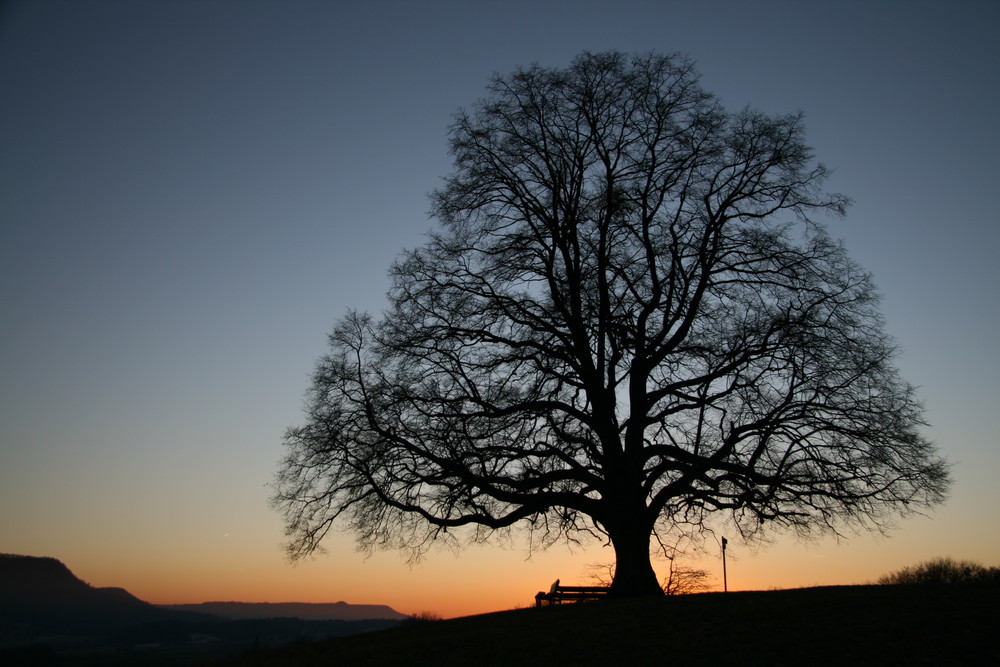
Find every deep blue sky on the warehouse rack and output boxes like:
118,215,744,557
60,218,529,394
1,0,997,616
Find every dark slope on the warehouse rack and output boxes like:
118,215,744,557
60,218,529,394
219,584,1000,667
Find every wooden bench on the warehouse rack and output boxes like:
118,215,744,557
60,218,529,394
534,579,610,606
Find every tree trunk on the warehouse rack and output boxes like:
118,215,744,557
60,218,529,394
607,521,663,597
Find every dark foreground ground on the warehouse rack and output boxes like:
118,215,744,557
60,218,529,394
218,585,998,667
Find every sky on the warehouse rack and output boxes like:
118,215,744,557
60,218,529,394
1,0,998,619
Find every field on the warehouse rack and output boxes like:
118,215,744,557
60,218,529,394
220,584,998,666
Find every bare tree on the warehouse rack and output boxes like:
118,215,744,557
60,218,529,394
274,52,949,597
662,560,711,596
583,561,616,588
657,533,711,595
589,537,711,595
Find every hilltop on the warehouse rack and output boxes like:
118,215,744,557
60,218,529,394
220,584,1000,666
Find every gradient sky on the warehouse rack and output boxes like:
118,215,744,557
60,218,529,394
1,0,998,619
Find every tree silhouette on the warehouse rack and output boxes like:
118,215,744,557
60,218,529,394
878,558,1000,585
587,535,710,596
274,52,949,597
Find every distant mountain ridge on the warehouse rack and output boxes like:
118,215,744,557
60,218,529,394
0,553,212,636
164,601,408,620
0,553,408,638
1,554,408,661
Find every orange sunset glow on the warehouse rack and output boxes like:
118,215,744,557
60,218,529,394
6,508,980,619
2,0,997,626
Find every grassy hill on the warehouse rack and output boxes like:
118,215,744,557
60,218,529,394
219,584,998,666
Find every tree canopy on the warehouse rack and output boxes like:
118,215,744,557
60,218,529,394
274,52,949,596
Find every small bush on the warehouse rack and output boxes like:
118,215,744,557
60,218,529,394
406,610,444,623
878,557,1000,585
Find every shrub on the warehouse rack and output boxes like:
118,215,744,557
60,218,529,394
878,557,1000,585
406,610,444,623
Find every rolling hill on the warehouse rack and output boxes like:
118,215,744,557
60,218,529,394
218,584,1000,666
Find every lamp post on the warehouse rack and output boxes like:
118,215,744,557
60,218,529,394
721,537,728,592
